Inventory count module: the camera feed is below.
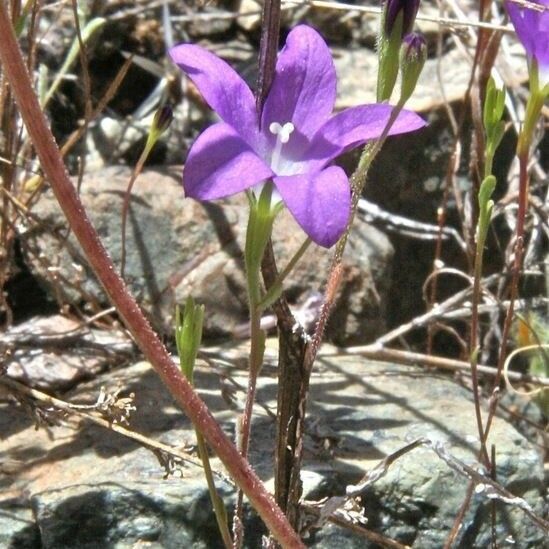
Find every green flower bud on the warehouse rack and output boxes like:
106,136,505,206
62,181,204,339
144,105,173,155
399,33,427,103
377,0,421,101
175,296,205,384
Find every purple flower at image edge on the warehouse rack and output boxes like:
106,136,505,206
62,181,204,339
169,25,426,248
505,0,549,82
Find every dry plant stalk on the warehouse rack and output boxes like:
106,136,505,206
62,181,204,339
0,4,302,547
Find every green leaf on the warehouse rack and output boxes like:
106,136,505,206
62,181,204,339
478,175,496,210
42,17,106,107
175,296,205,384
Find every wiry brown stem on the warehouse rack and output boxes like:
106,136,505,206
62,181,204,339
0,5,303,547
120,145,150,279
483,150,529,441
444,1,503,543
233,302,264,548
306,104,405,371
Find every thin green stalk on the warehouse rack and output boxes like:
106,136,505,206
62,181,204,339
337,100,405,261
483,150,529,441
233,303,266,548
306,101,406,366
196,431,233,549
120,107,172,278
517,93,545,159
469,231,490,466
41,17,105,108
239,303,266,455
483,85,546,446
176,301,232,548
236,303,266,493
234,186,275,547
467,78,504,466
470,161,498,468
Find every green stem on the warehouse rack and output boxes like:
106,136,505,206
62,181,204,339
234,305,266,548
469,175,495,466
482,84,547,445
469,229,490,466
238,303,266,463
338,100,405,259
176,301,231,548
484,153,493,181
483,149,529,444
517,89,545,159
234,188,274,547
196,430,233,549
42,17,106,108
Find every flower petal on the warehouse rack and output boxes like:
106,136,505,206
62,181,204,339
506,0,549,73
274,166,350,248
303,105,426,171
261,25,337,141
169,44,258,143
184,123,273,200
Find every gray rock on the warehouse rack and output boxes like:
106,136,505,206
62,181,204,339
334,43,528,113
1,315,133,391
185,7,234,39
236,0,262,32
0,348,545,547
20,166,393,345
0,504,39,549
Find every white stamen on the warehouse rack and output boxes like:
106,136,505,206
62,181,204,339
269,121,295,171
280,122,295,143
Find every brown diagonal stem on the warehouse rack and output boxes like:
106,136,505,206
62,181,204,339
0,5,303,547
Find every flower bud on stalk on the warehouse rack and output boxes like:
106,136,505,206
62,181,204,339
385,0,421,39
153,105,174,134
399,32,427,104
147,105,173,150
483,77,506,177
377,0,421,102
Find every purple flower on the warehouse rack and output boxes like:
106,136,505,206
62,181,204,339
505,0,549,82
169,25,425,247
385,0,421,39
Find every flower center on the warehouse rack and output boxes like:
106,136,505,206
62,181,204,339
269,121,294,172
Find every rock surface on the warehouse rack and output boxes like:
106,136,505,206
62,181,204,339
20,166,394,345
1,345,545,547
334,41,528,112
1,315,133,392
